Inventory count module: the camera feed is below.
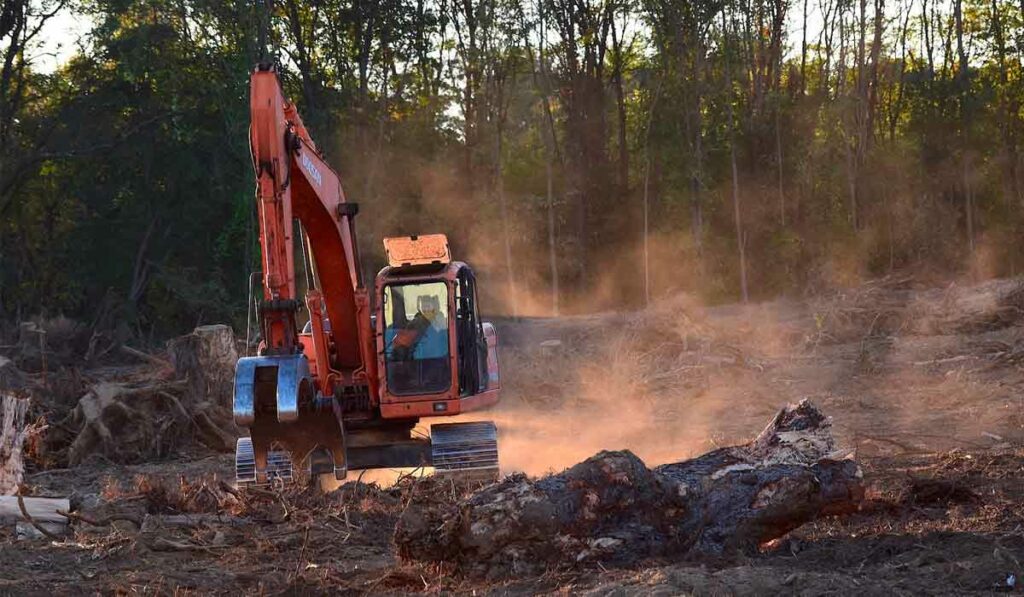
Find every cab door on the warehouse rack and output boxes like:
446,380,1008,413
454,267,488,396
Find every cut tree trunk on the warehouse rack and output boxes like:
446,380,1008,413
167,324,238,404
1,394,32,495
166,324,240,452
395,400,862,576
0,357,27,393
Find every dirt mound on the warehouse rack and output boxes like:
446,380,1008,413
395,400,862,577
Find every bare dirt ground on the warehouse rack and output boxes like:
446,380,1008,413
4,275,1024,595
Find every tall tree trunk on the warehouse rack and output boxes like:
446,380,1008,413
691,35,706,263
990,0,1020,207
642,75,663,306
611,14,628,194
546,158,559,316
723,9,749,303
772,0,786,227
922,0,935,75
800,0,809,95
954,0,973,254
495,121,517,317
776,107,785,226
284,0,320,129
866,0,883,144
888,1,911,142
531,0,562,313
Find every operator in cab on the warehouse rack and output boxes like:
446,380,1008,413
384,289,451,393
412,295,448,359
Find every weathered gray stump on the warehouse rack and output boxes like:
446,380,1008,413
0,394,31,495
395,400,862,576
0,357,27,393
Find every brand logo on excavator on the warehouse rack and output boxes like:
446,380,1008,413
302,153,323,187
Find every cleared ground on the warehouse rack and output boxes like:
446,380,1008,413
4,275,1024,594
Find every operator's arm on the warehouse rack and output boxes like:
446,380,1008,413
390,314,430,360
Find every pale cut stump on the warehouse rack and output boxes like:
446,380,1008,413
0,394,31,495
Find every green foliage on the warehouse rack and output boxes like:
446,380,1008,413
3,0,1024,332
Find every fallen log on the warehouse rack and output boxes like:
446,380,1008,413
0,495,70,523
394,400,863,576
141,513,251,529
120,344,173,369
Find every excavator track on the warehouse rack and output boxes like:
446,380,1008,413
235,437,293,487
430,421,499,483
235,437,256,486
266,450,294,483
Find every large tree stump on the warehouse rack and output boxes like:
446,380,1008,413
395,400,863,576
167,324,238,403
1,395,32,495
165,324,240,452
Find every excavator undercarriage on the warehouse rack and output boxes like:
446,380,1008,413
231,353,500,486
233,421,499,488
231,356,500,487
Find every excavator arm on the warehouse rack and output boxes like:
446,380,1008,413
248,64,377,399
233,64,377,484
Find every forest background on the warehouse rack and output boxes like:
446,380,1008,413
2,0,1022,339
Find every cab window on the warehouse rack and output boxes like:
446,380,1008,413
383,281,451,395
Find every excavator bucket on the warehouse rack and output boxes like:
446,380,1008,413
232,353,347,487
233,354,310,425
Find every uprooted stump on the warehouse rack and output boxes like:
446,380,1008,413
394,400,863,576
59,325,241,465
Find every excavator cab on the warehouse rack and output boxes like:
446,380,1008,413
375,235,500,418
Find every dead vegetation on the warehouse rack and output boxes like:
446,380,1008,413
808,275,1024,345
0,323,240,470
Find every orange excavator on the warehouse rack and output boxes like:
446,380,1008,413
233,64,501,486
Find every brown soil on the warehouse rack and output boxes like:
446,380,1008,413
4,275,1024,595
